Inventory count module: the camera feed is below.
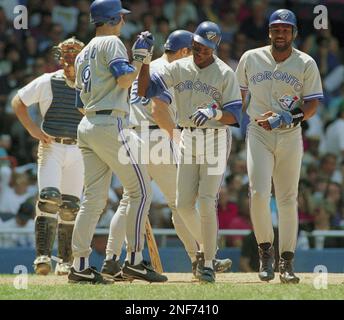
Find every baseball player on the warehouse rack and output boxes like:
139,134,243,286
236,9,323,283
102,30,232,280
137,21,242,283
69,0,166,284
11,37,85,275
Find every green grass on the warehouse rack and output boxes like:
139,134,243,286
1,281,343,300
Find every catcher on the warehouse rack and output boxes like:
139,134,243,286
11,37,85,275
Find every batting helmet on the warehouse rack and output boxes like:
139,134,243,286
269,9,297,28
90,0,130,25
193,21,221,50
164,30,193,52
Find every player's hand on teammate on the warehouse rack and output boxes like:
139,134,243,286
29,126,53,144
189,103,220,127
255,110,293,131
132,31,154,64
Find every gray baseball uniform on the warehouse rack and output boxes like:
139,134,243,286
236,45,323,253
106,56,201,262
144,55,242,263
73,35,152,264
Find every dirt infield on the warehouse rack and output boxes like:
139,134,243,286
1,272,343,285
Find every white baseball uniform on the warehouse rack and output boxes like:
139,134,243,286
236,45,323,253
145,55,242,263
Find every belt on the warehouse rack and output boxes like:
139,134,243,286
95,110,113,115
54,137,77,145
132,125,160,130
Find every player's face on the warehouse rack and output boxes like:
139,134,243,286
269,24,294,52
192,41,214,68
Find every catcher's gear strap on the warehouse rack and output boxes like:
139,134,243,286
38,187,62,214
59,194,80,222
290,107,304,125
35,216,58,257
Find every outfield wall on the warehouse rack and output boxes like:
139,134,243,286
0,248,343,274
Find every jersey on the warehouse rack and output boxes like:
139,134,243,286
129,57,175,127
150,55,242,128
75,35,130,113
236,46,323,120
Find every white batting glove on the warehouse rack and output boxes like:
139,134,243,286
190,105,223,127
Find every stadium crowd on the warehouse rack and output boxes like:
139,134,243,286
0,0,344,261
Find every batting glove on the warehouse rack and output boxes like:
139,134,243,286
132,31,154,64
267,111,293,129
190,105,223,127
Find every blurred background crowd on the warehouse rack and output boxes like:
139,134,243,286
0,0,344,269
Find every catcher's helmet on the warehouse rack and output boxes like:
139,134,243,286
193,21,221,50
90,0,130,25
164,30,193,52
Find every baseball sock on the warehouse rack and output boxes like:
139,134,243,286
204,260,213,269
126,252,143,265
73,257,89,271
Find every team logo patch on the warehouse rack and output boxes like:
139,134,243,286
278,11,289,20
206,31,217,40
278,94,299,110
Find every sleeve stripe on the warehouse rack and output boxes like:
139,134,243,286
303,94,323,100
303,93,323,98
223,100,242,108
108,58,129,66
240,85,248,90
154,73,168,91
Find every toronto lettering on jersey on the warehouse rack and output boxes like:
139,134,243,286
249,71,303,91
174,80,222,102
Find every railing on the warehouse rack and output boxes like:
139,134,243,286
1,228,344,247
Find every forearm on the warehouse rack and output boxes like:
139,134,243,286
137,64,150,97
218,110,238,125
301,99,319,120
11,95,39,134
151,98,175,138
117,61,143,89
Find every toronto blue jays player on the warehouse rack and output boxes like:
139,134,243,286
236,9,323,283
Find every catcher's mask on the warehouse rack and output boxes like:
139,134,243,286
54,37,85,66
53,37,85,82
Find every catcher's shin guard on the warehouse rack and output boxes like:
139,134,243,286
57,223,74,263
35,216,58,257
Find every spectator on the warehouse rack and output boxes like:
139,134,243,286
323,102,344,162
219,12,239,45
197,0,219,24
0,199,35,248
163,0,197,30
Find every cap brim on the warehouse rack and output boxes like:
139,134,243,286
120,8,131,15
193,34,215,50
269,20,295,26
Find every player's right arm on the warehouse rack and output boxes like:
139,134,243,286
11,75,53,144
151,98,176,140
236,51,250,113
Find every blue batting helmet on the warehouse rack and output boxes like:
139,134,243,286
90,0,130,25
269,9,297,28
164,30,193,52
193,21,221,50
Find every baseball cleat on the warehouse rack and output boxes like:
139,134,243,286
192,252,232,276
122,260,168,283
101,259,128,281
258,245,275,282
279,252,300,284
68,267,113,284
34,255,52,275
55,262,72,275
196,265,215,283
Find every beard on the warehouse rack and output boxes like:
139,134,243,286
272,40,292,52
